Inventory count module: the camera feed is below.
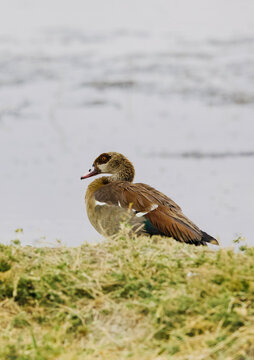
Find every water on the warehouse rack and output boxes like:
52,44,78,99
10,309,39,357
0,0,254,246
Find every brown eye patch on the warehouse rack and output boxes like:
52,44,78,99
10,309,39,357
96,153,112,165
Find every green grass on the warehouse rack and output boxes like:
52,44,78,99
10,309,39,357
0,229,253,360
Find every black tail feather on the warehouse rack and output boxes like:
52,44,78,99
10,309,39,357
201,231,219,245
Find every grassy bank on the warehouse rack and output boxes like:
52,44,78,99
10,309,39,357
0,230,253,360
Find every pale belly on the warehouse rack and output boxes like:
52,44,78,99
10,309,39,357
86,203,145,237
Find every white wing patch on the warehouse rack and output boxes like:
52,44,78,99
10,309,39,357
95,200,107,206
150,204,158,211
136,211,148,217
135,204,158,217
96,200,123,208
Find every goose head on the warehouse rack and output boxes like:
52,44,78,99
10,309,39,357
81,152,135,182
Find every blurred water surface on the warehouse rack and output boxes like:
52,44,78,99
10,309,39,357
0,0,254,246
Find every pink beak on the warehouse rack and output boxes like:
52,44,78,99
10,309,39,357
80,168,99,180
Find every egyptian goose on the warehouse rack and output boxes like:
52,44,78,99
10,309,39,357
81,152,219,246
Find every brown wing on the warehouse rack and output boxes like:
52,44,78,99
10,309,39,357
94,181,180,211
94,181,207,245
135,183,181,210
94,181,216,245
145,206,204,245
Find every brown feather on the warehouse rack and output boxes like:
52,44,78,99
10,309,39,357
94,181,180,212
145,207,204,245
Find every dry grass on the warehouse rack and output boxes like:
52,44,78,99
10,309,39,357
0,228,253,360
